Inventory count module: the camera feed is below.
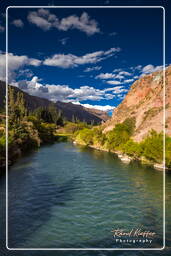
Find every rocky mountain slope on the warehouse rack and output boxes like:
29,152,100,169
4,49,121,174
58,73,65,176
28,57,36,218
0,81,110,124
103,65,171,141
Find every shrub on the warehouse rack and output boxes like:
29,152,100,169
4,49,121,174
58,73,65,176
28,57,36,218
106,123,130,150
122,139,143,158
75,128,94,145
142,130,163,163
166,136,171,168
92,128,106,146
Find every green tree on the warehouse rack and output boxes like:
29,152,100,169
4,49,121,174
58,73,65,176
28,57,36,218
142,130,163,163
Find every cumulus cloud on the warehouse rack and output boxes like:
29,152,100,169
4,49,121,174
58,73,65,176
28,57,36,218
141,64,163,74
13,75,128,103
28,9,100,35
11,19,24,28
84,66,102,72
73,102,115,112
96,69,133,82
0,52,41,82
18,69,34,78
43,47,120,68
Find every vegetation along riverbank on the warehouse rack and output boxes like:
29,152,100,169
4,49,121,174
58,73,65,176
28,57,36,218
1,66,171,173
73,118,171,171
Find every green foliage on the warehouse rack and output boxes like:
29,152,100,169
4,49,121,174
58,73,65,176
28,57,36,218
122,139,143,157
105,118,135,151
92,128,106,146
8,88,27,125
37,122,56,143
34,107,53,123
165,136,171,168
75,128,94,146
106,123,130,150
142,130,163,163
122,117,136,135
61,121,89,135
33,105,64,126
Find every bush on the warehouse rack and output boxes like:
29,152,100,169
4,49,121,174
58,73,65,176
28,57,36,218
142,130,163,163
92,128,106,146
166,136,171,168
75,128,94,145
122,139,143,158
106,123,130,150
37,123,56,143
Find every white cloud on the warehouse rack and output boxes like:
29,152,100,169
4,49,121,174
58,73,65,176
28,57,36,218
28,58,42,66
84,66,102,72
13,75,128,103
96,72,116,79
28,9,100,35
73,102,115,112
123,78,134,83
106,80,121,85
18,69,34,78
104,86,128,94
0,25,5,32
119,71,131,76
11,19,24,28
113,68,122,73
43,47,121,68
0,52,41,82
96,70,133,81
141,64,163,74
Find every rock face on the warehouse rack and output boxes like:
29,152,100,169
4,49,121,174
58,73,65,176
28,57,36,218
0,81,110,124
103,66,171,141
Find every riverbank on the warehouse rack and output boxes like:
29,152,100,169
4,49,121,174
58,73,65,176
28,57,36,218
73,140,169,172
0,133,69,175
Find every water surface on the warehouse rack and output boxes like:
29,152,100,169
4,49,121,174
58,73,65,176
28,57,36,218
1,142,171,254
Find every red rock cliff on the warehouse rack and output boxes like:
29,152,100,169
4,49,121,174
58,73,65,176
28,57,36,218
103,65,171,141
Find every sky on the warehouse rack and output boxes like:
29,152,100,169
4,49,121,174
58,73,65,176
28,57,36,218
0,0,170,113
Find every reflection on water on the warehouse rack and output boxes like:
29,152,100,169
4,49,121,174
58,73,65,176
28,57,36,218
0,142,171,255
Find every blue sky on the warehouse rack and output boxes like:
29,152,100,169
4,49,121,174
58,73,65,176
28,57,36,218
0,0,168,112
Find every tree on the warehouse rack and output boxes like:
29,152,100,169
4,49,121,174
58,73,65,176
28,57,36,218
8,88,27,124
142,130,163,163
48,104,59,124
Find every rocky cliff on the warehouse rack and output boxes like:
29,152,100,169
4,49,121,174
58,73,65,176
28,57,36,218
103,65,171,141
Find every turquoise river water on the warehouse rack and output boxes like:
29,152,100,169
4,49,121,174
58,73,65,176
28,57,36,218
0,142,171,256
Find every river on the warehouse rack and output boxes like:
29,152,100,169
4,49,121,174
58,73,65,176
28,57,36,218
0,142,171,255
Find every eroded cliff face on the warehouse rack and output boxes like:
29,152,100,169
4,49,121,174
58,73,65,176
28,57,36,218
103,66,171,142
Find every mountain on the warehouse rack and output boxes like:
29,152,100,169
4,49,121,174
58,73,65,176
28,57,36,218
103,65,171,141
0,81,110,124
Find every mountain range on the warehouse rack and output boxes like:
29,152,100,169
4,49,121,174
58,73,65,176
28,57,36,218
0,81,110,124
